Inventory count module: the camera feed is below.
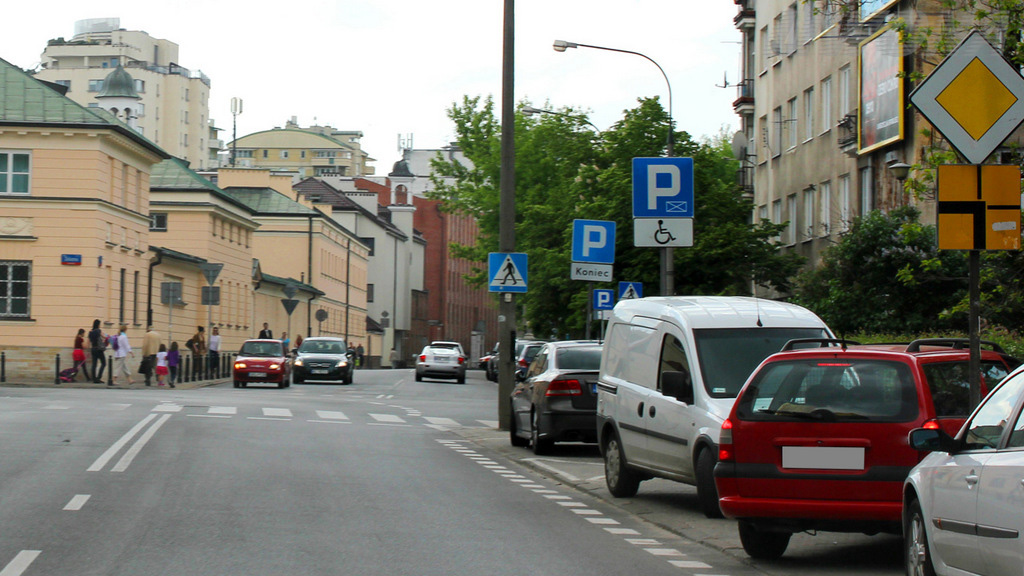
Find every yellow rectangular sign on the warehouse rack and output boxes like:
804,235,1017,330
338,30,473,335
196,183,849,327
937,165,1021,251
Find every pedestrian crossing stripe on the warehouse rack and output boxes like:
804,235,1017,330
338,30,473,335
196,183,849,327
488,252,528,293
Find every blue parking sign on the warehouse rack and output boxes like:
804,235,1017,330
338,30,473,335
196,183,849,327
593,289,615,310
571,219,616,264
632,157,694,218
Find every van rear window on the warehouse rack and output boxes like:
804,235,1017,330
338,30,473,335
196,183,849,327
693,328,830,398
735,359,918,422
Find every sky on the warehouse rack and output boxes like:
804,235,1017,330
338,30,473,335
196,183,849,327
0,1,741,173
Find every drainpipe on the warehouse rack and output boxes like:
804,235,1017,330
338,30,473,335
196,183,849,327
307,215,314,337
345,237,351,341
147,250,163,327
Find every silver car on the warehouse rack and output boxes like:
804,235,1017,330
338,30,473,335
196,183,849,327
415,345,467,384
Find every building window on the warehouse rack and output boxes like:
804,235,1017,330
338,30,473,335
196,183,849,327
786,3,798,54
150,213,168,231
55,80,71,89
183,111,189,124
262,150,268,159
819,181,831,236
367,284,375,303
281,150,289,159
803,0,817,42
839,65,852,114
133,79,145,93
803,87,814,141
0,261,30,318
772,199,782,241
787,98,798,150
137,103,145,117
786,195,797,245
820,76,832,134
359,237,375,256
758,26,769,71
771,107,782,157
0,151,30,194
88,79,104,92
236,150,253,158
840,174,851,231
860,167,873,215
803,188,815,240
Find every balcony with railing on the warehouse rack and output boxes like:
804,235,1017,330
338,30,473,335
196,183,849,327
733,79,755,115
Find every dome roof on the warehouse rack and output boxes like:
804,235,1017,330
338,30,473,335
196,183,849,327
96,65,140,99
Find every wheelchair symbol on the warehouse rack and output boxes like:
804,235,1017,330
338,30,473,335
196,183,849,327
654,220,677,245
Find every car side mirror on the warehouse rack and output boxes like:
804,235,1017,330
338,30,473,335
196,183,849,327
908,428,957,453
661,371,694,405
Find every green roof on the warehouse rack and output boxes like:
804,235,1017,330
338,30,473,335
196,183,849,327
221,186,318,216
151,158,223,192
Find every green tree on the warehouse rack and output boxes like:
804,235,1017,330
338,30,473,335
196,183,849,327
430,95,802,337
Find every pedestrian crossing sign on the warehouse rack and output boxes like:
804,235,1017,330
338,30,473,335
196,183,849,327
488,252,528,293
618,282,642,300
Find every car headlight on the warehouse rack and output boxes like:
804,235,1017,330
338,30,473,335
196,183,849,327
294,358,304,366
234,362,246,369
269,363,281,370
336,359,348,368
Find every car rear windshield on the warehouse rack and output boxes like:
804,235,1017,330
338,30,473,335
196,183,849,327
922,360,1010,418
555,347,602,370
299,340,346,354
693,327,831,398
735,359,919,422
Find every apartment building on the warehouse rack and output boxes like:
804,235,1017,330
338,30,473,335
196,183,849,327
34,18,217,169
228,118,374,178
730,0,1001,283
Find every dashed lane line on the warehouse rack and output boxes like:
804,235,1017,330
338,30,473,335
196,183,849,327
0,551,40,576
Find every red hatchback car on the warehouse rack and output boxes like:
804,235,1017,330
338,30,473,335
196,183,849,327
714,338,1014,559
233,339,292,389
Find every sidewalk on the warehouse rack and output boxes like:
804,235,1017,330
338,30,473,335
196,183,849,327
0,375,228,390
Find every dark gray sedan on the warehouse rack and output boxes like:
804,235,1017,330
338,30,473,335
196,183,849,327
292,337,354,384
509,341,602,454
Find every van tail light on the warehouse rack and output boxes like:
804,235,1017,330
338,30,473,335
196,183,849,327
546,378,583,396
719,419,734,462
922,419,940,430
419,355,426,362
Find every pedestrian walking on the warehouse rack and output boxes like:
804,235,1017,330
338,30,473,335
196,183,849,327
72,328,90,382
208,326,222,378
111,324,134,387
141,325,160,386
281,331,290,352
389,347,399,369
189,326,206,379
155,344,169,387
88,319,107,383
293,333,303,354
355,342,365,369
167,341,180,388
258,322,273,339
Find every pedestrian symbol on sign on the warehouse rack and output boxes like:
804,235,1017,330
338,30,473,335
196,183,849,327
499,256,522,285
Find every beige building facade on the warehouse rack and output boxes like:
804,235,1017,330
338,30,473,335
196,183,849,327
229,119,374,178
34,18,217,170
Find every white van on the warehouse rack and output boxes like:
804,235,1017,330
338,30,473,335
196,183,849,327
596,296,833,517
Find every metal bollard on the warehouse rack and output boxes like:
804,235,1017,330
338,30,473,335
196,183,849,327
108,353,114,386
1,351,5,383
184,355,191,383
55,353,61,385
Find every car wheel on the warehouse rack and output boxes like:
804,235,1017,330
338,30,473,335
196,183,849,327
415,372,423,382
738,521,791,560
293,376,304,384
278,381,286,389
457,374,466,384
905,499,937,576
603,432,640,497
531,410,552,455
696,448,724,518
509,408,529,447
233,381,240,388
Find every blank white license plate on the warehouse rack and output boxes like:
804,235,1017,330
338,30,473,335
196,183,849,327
782,446,865,470
249,372,266,378
434,357,450,363
312,369,329,374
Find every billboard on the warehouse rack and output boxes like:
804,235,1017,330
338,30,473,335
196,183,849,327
858,26,904,154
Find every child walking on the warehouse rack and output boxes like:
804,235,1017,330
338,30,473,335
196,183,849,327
155,343,170,387
167,342,180,388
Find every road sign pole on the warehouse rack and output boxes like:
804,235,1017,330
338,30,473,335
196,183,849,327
969,250,981,409
586,287,593,340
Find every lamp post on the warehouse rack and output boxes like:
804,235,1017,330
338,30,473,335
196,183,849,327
497,0,517,431
553,39,676,295
521,105,602,134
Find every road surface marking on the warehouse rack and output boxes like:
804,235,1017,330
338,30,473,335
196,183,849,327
263,408,292,418
557,502,586,507
626,539,661,546
0,551,40,576
210,406,237,415
369,413,404,423
152,403,182,412
605,528,641,535
645,548,685,557
586,517,620,525
521,458,580,482
478,420,498,428
112,414,171,472
668,560,713,569
315,410,348,420
63,495,90,511
43,405,70,410
88,414,158,472
424,417,460,426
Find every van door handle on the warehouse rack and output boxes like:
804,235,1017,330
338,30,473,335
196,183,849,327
965,474,979,486
637,402,645,418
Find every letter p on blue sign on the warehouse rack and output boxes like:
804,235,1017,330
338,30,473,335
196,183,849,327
593,289,615,310
572,219,616,264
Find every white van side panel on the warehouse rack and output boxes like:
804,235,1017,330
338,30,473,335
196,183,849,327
599,321,660,465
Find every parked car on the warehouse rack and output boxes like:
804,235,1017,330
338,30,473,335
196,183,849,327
715,338,1013,559
233,339,291,389
596,296,834,518
415,345,467,384
487,340,545,382
514,341,547,380
292,336,354,385
509,341,603,454
903,362,1024,576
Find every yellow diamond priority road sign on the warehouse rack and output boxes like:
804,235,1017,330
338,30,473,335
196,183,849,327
910,31,1024,164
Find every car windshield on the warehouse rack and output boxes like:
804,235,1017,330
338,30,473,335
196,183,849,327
694,327,831,398
555,347,602,370
735,358,919,422
922,360,1009,417
299,340,346,354
240,342,283,357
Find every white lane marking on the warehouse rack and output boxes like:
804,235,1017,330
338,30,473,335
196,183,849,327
63,495,90,511
557,501,586,507
531,489,558,494
369,413,405,423
570,509,602,515
247,417,290,421
644,548,685,557
669,560,713,569
605,528,641,535
152,404,182,413
210,406,237,415
521,458,580,482
509,479,533,483
263,408,292,418
188,415,232,419
424,417,460,426
586,517,621,525
112,414,171,472
478,420,498,428
0,551,41,576
88,414,158,472
626,539,661,546
107,404,132,411
316,410,348,421
543,494,572,500
519,484,545,489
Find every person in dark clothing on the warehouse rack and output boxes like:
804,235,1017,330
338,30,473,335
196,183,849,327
88,319,107,383
258,323,273,339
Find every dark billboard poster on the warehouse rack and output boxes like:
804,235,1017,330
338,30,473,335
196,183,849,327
859,26,903,154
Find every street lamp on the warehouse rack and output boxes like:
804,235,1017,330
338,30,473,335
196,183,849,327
522,105,602,134
553,39,677,296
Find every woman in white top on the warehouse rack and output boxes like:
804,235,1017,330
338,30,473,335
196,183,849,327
155,343,171,387
112,325,135,387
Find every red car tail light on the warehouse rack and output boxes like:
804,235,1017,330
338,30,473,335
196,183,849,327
458,356,466,365
419,355,426,362
719,418,734,462
546,378,582,396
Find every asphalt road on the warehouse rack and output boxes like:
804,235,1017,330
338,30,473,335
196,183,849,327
0,369,902,575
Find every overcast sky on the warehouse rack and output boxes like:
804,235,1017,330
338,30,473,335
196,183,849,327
1,1,741,173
